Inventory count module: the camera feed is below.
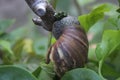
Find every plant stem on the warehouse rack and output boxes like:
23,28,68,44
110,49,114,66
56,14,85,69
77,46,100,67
73,0,82,15
47,0,58,48
47,32,52,48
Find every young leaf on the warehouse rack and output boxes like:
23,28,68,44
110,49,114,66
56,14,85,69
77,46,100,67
0,65,37,80
61,68,101,80
78,4,111,32
96,30,120,61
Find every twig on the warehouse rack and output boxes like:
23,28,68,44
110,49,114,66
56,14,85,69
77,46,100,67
25,0,56,31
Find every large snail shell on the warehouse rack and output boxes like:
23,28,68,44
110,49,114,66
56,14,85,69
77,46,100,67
46,25,88,77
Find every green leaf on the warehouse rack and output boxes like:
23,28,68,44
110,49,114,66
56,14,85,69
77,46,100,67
32,66,42,78
0,40,15,64
61,68,101,80
89,20,104,44
96,30,120,60
106,48,120,76
12,39,24,61
38,70,53,80
0,40,13,55
102,62,120,79
104,15,120,30
0,65,37,80
78,4,111,32
0,19,15,35
38,62,55,80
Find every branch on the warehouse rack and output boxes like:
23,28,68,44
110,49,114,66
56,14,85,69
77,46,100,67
25,0,56,31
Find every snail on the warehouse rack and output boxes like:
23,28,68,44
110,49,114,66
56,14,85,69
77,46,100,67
46,15,88,77
25,0,89,78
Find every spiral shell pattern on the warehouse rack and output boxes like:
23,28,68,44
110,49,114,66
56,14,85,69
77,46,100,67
46,25,88,77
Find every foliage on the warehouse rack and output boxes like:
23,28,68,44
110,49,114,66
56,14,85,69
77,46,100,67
61,68,101,80
0,0,120,80
0,65,37,80
78,4,112,32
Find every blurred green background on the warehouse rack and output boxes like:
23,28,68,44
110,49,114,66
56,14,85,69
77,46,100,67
0,0,120,80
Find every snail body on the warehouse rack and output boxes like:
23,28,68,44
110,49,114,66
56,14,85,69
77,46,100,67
25,0,88,78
